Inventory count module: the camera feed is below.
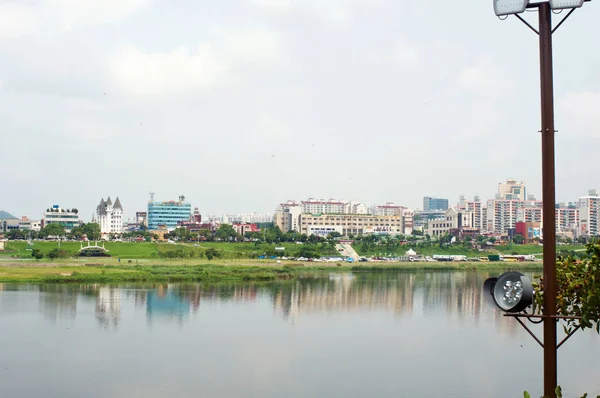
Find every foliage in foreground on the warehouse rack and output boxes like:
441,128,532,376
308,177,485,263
532,242,600,333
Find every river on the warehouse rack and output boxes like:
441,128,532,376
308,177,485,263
0,271,598,398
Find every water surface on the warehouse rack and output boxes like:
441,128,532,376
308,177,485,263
0,271,598,398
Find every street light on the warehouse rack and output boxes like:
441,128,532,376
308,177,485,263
487,1,593,397
549,0,585,9
494,0,529,16
484,272,534,312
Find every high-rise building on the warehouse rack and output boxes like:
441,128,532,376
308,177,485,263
578,190,600,238
458,195,483,231
42,205,80,232
274,201,302,233
96,197,124,236
498,179,526,200
486,199,542,234
148,198,192,230
423,196,449,212
556,206,578,233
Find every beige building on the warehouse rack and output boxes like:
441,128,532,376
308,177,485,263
498,179,527,200
427,208,473,237
299,213,403,236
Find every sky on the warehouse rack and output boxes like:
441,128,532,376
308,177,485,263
1,0,599,222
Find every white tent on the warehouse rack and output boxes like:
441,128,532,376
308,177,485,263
405,249,417,256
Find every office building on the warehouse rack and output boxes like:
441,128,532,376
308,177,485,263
427,208,475,238
148,198,192,230
0,211,19,233
299,213,403,236
423,196,449,212
42,205,80,232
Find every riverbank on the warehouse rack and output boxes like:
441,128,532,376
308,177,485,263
0,261,543,283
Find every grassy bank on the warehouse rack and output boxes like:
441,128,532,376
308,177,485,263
2,241,339,260
0,261,543,284
353,243,586,257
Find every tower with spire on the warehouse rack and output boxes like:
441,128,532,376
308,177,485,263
96,196,124,237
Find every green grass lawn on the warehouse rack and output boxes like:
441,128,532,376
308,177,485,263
353,243,586,258
2,240,585,262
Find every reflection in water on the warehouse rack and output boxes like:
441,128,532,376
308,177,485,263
146,285,190,324
96,287,121,330
0,271,523,332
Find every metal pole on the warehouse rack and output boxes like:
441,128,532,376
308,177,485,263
538,3,558,397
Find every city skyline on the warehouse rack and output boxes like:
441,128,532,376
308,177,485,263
0,183,596,224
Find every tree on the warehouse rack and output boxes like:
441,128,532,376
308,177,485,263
7,229,26,240
82,223,101,241
70,226,84,240
41,223,66,238
533,242,600,334
215,224,238,241
512,234,525,245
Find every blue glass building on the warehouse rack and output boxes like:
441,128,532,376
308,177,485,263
147,200,192,230
423,196,449,212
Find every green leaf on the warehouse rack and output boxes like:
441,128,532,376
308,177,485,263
556,385,563,397
524,392,531,398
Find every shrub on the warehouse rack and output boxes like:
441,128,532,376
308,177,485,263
31,249,43,260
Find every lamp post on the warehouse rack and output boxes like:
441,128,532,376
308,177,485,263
490,1,592,397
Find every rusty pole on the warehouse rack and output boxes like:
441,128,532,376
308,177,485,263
538,3,558,397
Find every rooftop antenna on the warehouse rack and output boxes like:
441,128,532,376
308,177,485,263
149,192,155,202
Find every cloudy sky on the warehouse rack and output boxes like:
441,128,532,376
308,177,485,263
1,0,599,221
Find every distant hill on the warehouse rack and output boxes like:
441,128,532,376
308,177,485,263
0,211,17,220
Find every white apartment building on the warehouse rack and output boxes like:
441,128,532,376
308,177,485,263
486,199,542,234
556,206,578,233
427,208,473,237
301,198,347,214
373,202,406,217
517,207,543,223
498,179,527,200
578,191,600,237
299,213,403,236
96,197,123,237
346,201,369,215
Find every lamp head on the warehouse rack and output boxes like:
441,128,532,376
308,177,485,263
483,271,534,313
494,0,529,16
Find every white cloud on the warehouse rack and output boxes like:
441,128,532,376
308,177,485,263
458,57,514,95
559,91,600,137
0,2,37,38
252,0,381,26
108,45,227,97
0,0,148,38
108,29,283,97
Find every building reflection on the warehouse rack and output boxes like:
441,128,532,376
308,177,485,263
38,285,79,323
96,287,121,330
146,284,190,325
0,271,525,335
